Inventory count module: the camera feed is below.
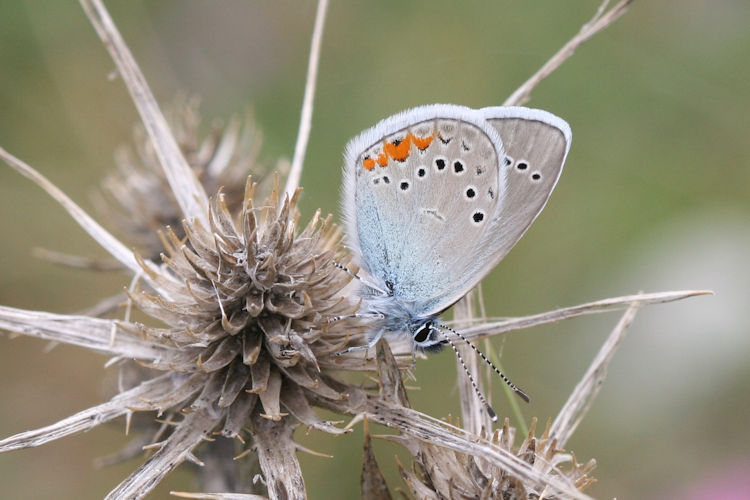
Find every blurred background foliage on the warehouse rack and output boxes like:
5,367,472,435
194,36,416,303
1,1,748,499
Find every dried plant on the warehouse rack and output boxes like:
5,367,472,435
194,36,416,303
34,94,277,318
94,94,269,261
0,0,710,499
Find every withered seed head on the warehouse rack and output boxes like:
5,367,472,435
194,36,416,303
93,95,272,260
390,417,596,499
124,176,369,434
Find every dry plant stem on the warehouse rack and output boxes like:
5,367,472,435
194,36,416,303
171,493,267,500
78,292,128,318
476,287,530,435
318,342,596,498
0,147,144,277
357,396,592,500
285,0,329,200
374,339,411,408
0,374,176,452
197,438,250,495
32,247,125,271
80,0,211,229
383,290,710,356
459,290,711,343
503,0,634,106
350,294,707,498
453,293,493,436
105,410,222,500
0,148,180,304
0,306,173,361
490,352,529,436
251,413,306,500
549,304,638,451
360,419,393,499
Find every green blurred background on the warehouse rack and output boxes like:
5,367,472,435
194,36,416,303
1,1,749,498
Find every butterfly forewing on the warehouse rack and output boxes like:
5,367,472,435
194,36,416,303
342,105,506,310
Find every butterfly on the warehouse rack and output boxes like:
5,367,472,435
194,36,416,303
336,104,571,416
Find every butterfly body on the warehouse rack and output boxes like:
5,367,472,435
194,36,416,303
356,285,443,352
341,104,571,353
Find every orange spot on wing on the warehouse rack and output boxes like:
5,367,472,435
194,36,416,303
410,132,434,151
366,130,433,170
384,135,411,162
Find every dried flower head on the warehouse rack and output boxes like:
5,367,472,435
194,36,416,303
94,94,270,261
389,417,596,499
127,176,367,427
0,168,377,498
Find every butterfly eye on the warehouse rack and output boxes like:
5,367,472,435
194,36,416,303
413,321,433,344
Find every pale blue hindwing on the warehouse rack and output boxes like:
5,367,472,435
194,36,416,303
466,106,571,294
342,104,506,317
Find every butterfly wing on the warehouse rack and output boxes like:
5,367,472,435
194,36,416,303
410,106,571,315
342,105,571,318
342,104,506,312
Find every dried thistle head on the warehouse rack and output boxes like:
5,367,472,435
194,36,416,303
125,176,370,428
93,94,273,260
82,94,376,442
388,417,596,499
0,155,378,497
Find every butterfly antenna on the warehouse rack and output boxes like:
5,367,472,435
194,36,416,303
438,323,530,403
332,261,361,280
431,325,498,422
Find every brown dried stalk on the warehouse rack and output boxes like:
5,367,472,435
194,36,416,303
79,0,210,227
285,0,329,200
504,0,635,107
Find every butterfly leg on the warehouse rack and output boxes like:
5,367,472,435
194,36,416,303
327,312,384,324
332,261,389,296
334,328,384,357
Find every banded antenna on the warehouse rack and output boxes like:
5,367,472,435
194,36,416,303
435,323,530,418
431,324,498,422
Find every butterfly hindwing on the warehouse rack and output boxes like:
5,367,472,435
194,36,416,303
478,106,571,260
